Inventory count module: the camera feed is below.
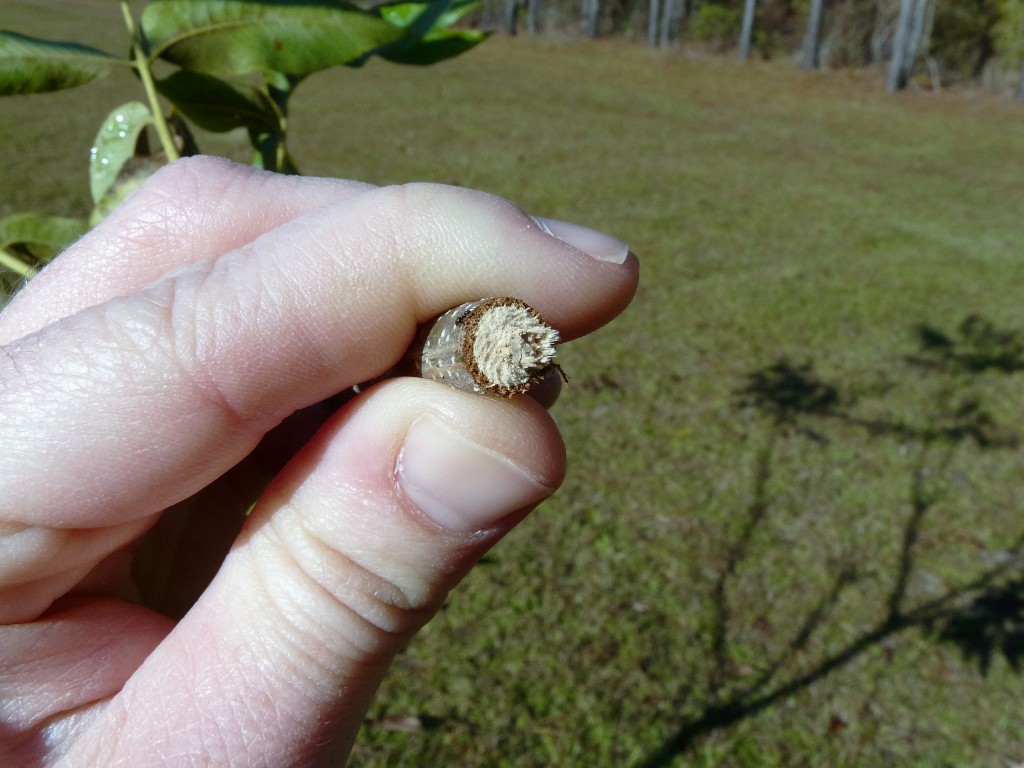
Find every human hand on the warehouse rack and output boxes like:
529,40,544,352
0,157,638,766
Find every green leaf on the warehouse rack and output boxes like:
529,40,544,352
377,0,480,32
89,101,155,205
141,0,407,78
379,27,489,66
156,70,279,133
0,30,118,96
375,0,489,66
0,213,87,267
90,157,165,227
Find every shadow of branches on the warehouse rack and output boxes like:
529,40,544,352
637,314,1024,767
928,576,1024,676
911,314,1024,374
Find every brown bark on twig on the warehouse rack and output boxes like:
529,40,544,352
416,297,561,398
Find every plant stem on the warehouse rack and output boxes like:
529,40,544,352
0,250,38,279
120,0,179,162
264,74,294,173
417,297,561,397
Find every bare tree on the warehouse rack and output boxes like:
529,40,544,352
904,0,933,71
888,0,933,91
504,0,520,34
648,0,661,47
649,0,685,48
739,0,757,60
659,0,686,48
527,0,542,35
582,0,600,37
887,0,913,90
801,0,827,70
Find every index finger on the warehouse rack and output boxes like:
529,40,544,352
0,159,638,530
0,157,374,345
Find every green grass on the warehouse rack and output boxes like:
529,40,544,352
4,3,1024,764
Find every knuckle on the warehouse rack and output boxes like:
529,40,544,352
257,509,438,664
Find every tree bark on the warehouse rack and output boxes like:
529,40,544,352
800,0,827,70
527,0,541,35
887,0,914,91
660,0,685,48
648,0,661,48
739,0,757,60
888,0,932,92
904,0,932,69
503,0,519,35
582,0,600,38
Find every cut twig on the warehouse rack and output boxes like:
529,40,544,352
416,297,561,397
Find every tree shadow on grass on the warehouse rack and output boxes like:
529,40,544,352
911,314,1024,374
928,576,1024,676
637,315,1024,768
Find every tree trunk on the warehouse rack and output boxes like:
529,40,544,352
527,0,541,35
800,0,826,70
1019,62,1024,101
739,0,757,60
904,0,932,69
582,0,600,38
648,0,661,48
660,0,685,48
887,0,914,91
888,0,932,92
503,0,519,35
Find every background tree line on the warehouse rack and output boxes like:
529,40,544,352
479,0,1024,97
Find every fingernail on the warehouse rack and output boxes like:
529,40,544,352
397,415,554,532
533,217,630,265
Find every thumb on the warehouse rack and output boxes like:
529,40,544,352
62,378,564,766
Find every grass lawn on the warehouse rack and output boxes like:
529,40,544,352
4,3,1024,764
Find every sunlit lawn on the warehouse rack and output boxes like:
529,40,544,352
4,2,1024,764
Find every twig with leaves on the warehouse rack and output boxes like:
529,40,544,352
0,0,488,290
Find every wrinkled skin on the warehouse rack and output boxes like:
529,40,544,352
0,157,638,767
